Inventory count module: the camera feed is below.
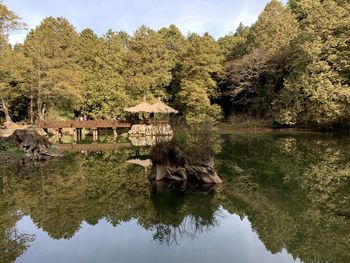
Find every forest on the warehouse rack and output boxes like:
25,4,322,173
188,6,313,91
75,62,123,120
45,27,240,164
0,0,349,129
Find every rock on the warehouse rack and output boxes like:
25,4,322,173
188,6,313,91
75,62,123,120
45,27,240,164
35,128,49,137
149,163,222,184
6,129,61,163
149,141,222,185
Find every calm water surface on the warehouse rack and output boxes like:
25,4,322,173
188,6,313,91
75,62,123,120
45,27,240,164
1,132,349,263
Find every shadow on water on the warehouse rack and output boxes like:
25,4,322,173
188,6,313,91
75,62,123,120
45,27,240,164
0,131,349,263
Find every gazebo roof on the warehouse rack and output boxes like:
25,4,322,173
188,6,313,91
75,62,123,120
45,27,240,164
124,98,178,114
124,101,153,113
150,99,178,114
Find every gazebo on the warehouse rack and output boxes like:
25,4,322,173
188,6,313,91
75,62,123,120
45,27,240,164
124,98,177,136
149,98,178,114
124,98,178,117
124,101,153,113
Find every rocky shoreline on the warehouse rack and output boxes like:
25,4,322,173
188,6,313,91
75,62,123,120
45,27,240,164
1,129,61,165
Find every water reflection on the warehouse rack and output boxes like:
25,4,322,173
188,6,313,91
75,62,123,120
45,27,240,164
0,132,349,263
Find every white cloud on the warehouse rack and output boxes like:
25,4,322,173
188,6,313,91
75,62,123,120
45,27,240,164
8,32,27,45
4,0,290,42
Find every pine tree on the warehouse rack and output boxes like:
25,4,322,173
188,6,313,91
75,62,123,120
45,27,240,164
218,22,250,61
158,25,186,104
177,33,223,124
79,29,128,119
247,0,299,54
123,26,175,101
276,0,350,127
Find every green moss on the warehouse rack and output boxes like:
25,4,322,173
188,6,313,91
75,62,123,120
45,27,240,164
0,148,24,166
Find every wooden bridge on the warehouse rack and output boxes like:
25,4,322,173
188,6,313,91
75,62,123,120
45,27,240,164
37,120,169,142
37,120,133,129
37,120,133,142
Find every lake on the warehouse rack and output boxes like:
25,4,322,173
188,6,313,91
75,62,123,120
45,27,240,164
0,132,349,263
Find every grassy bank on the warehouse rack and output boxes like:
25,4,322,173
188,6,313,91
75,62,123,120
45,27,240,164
0,147,24,167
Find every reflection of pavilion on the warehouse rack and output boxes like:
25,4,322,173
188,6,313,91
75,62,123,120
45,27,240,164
128,135,172,146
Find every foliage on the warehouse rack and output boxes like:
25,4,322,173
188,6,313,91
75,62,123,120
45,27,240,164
79,29,129,119
177,33,223,124
23,17,82,120
123,25,175,100
222,0,300,117
275,0,350,128
0,0,350,128
0,140,11,150
0,2,27,125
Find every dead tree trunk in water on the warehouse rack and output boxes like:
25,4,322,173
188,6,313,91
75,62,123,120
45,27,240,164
1,96,13,128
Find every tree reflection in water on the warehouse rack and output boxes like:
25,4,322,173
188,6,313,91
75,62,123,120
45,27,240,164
0,132,349,263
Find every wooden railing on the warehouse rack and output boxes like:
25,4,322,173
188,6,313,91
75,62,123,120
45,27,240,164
37,120,170,129
37,120,132,129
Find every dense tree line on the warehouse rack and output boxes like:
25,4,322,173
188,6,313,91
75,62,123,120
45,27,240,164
0,0,349,128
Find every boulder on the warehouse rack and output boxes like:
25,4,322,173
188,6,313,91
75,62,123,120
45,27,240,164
149,163,222,184
149,141,222,185
6,129,61,163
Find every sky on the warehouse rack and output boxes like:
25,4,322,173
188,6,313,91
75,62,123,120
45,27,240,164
4,0,288,45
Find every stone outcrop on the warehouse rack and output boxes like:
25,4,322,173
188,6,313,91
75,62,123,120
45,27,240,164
149,140,222,185
128,124,173,136
6,129,61,163
149,163,222,184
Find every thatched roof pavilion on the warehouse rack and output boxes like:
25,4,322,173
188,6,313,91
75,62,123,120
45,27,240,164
150,98,178,114
124,101,153,113
124,99,177,114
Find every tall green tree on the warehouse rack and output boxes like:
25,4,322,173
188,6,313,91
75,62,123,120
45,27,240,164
23,17,82,121
276,0,350,127
0,2,26,126
247,0,299,54
177,33,223,124
79,29,128,119
158,25,186,105
218,22,250,62
123,26,175,101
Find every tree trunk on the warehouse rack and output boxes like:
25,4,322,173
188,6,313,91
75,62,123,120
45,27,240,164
37,100,45,121
30,86,34,124
36,66,44,122
1,96,13,128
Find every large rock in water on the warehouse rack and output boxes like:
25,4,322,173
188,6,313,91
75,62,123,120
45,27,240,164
6,129,61,162
149,141,222,184
150,163,222,184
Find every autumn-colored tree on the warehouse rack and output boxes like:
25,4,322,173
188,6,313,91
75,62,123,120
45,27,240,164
0,2,26,126
23,17,82,121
